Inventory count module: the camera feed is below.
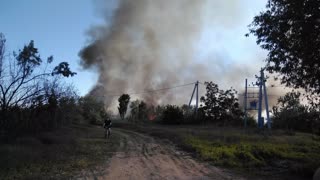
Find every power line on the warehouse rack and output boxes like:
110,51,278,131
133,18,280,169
103,82,197,97
268,85,287,88
96,81,288,98
238,93,282,97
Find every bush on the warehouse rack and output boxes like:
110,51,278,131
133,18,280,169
246,116,257,127
272,91,320,134
161,105,184,124
78,96,107,125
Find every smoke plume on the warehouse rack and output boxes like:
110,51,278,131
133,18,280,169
79,0,285,111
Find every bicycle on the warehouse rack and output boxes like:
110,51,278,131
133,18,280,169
104,126,111,139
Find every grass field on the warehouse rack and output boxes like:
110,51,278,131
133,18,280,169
0,124,119,179
115,122,320,179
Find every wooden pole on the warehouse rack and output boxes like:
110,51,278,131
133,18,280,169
188,83,197,107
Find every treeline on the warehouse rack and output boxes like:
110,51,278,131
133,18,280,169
119,82,320,135
120,82,256,127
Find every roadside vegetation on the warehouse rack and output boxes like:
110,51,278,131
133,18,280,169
0,124,119,179
0,34,115,179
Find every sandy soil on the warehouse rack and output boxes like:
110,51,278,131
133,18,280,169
76,128,246,180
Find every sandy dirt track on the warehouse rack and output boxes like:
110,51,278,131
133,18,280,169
77,128,245,180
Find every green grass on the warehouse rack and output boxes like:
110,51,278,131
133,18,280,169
0,124,119,179
185,137,264,167
184,130,320,177
115,122,320,179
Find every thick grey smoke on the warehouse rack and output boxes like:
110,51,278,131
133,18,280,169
80,0,206,109
79,0,282,111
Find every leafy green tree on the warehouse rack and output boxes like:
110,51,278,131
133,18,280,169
270,91,320,134
248,0,320,94
200,82,243,125
272,91,313,132
79,96,106,124
118,94,130,120
200,82,220,121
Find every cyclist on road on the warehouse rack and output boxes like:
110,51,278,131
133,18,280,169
103,118,112,139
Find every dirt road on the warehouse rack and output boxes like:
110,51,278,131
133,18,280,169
78,128,245,180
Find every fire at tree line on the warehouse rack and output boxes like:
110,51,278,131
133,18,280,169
0,33,320,137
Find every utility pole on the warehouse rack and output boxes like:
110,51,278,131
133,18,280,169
262,71,271,129
244,79,248,128
256,68,271,129
189,81,199,114
189,83,197,107
195,81,199,114
257,69,263,129
245,70,270,130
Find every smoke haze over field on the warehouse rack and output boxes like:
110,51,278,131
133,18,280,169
79,0,286,111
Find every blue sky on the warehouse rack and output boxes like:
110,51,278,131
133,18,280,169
0,0,267,96
0,0,108,95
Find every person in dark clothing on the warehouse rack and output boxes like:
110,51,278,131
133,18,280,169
103,118,112,139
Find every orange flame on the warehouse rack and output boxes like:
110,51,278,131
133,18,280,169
148,114,157,121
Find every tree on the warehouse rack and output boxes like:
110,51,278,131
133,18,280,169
137,100,147,120
272,91,309,131
180,104,200,124
118,94,130,120
129,100,140,123
271,91,320,133
200,82,221,121
79,96,106,124
0,35,76,127
129,99,153,123
248,0,320,95
200,82,243,125
161,105,184,125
